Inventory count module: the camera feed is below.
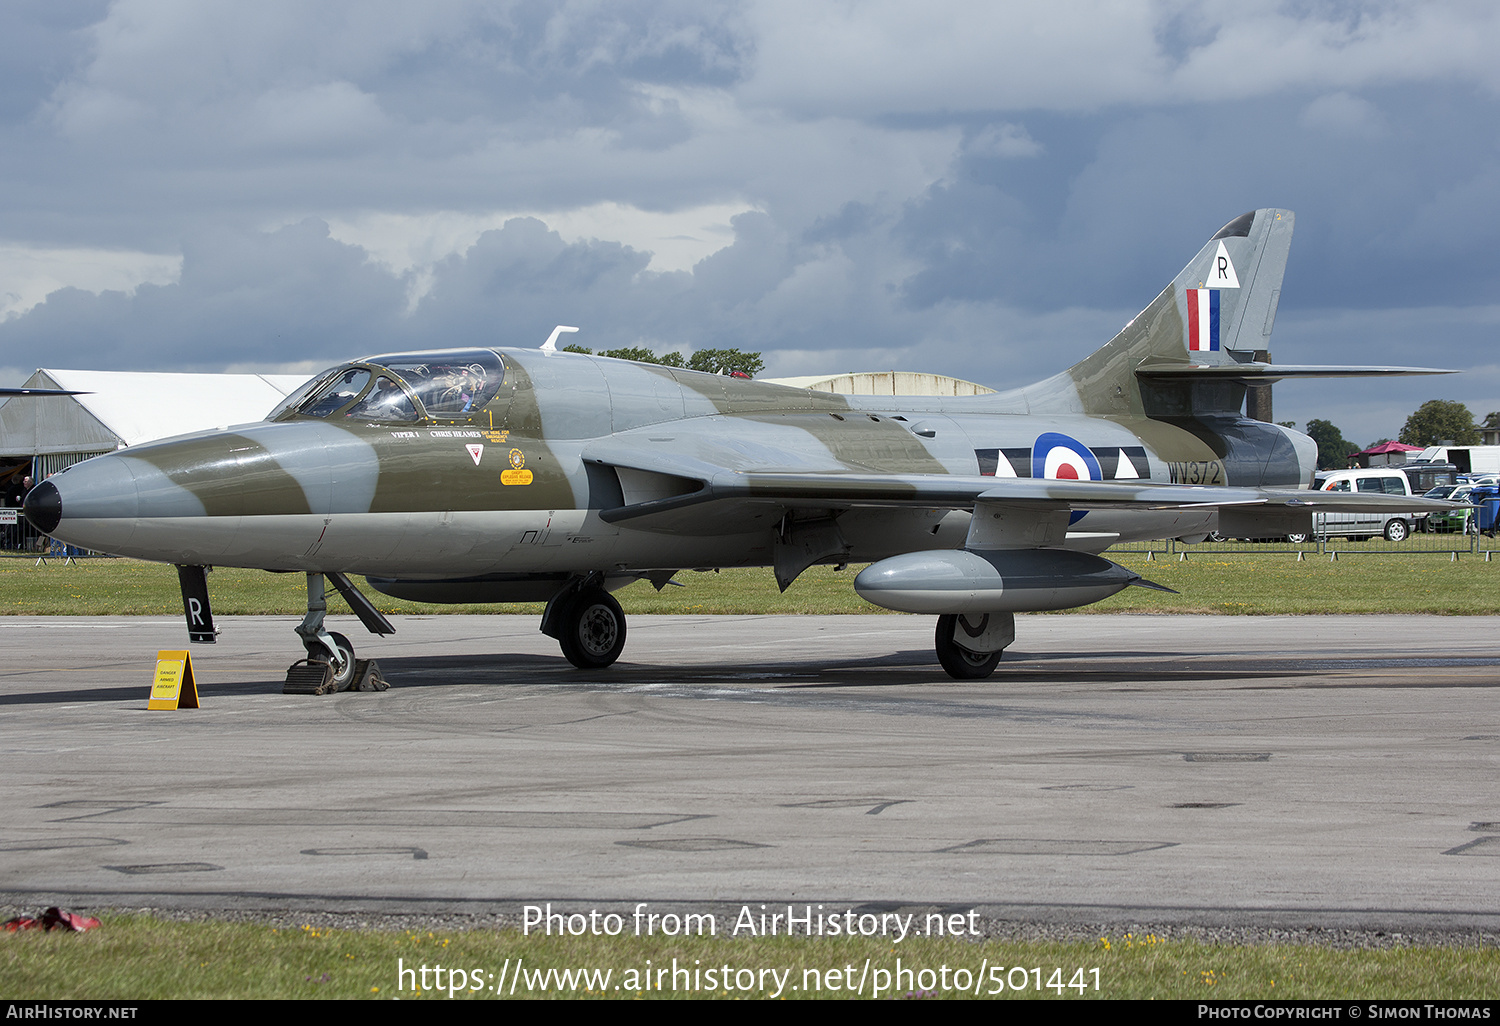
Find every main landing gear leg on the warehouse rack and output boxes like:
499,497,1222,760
934,612,1014,680
541,573,628,669
291,572,356,691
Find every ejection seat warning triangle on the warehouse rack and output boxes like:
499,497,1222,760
149,650,200,710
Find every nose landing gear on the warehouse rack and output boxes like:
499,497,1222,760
285,572,392,694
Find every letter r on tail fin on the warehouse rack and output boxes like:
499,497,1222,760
1182,209,1293,356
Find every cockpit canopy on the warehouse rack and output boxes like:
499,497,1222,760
269,349,506,424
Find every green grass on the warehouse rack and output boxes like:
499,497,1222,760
1088,551,1500,615
0,917,1495,1000
3,552,1500,617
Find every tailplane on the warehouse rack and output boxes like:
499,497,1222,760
1019,208,1448,419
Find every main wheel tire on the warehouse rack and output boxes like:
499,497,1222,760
1384,519,1409,542
559,588,627,669
934,614,1003,679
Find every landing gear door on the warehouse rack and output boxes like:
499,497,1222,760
175,564,217,644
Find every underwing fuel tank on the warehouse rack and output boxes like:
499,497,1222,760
853,548,1142,614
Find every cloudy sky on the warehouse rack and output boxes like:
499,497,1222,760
2,0,1497,444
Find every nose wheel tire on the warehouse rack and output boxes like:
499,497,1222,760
559,588,627,669
304,631,357,690
935,614,1003,679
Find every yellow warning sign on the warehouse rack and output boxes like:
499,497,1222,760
149,650,200,710
501,468,533,485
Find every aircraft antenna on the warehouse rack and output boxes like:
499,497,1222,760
541,325,580,351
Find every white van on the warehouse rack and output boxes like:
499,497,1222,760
1415,446,1500,477
1308,468,1420,541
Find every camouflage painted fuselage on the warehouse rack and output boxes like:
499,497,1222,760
37,344,1315,582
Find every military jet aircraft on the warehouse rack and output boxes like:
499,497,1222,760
23,208,1457,682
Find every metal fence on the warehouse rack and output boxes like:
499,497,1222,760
0,510,46,556
1113,527,1496,561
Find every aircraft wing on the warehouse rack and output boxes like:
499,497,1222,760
584,441,1464,534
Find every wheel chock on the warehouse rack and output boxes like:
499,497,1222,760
283,658,338,696
352,659,389,692
283,657,389,694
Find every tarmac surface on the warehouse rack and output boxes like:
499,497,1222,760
2,612,1498,935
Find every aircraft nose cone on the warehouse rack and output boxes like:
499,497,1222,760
23,480,61,535
21,455,152,556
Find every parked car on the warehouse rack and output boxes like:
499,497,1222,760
1308,468,1421,541
1420,484,1474,534
1401,461,1460,495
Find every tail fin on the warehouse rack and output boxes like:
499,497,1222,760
1023,208,1295,417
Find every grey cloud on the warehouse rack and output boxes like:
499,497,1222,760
1273,306,1500,445
740,1,1167,115
51,1,744,140
740,1,1500,117
403,217,689,351
1169,2,1500,101
1299,92,1388,139
0,1,109,124
893,89,1500,313
0,219,406,369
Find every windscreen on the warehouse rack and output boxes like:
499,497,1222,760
266,367,341,421
270,349,505,424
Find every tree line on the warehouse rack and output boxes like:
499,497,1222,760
561,344,764,378
1296,401,1499,471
